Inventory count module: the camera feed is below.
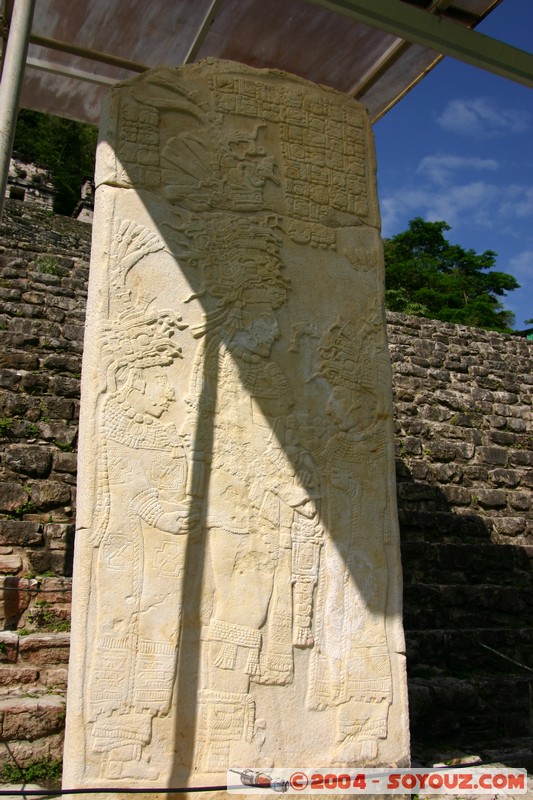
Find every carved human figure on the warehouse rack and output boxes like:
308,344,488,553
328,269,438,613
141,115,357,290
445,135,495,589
198,303,320,771
88,362,195,779
307,375,393,763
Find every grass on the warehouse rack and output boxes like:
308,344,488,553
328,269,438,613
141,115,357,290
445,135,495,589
0,757,62,785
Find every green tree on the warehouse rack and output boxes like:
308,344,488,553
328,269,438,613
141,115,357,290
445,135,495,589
13,109,97,216
384,218,519,332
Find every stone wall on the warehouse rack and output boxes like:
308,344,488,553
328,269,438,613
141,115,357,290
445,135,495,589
389,312,532,545
387,313,533,763
0,200,531,772
0,201,90,772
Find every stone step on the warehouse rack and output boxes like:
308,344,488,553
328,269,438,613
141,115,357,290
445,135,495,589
409,674,533,744
0,694,66,742
403,583,533,629
406,627,533,675
412,734,533,773
398,509,497,543
401,542,533,587
0,631,71,665
0,693,66,772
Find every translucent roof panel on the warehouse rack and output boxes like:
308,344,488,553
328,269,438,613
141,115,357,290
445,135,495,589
1,0,505,125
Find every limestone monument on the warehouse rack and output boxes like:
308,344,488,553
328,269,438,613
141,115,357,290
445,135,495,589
63,59,409,795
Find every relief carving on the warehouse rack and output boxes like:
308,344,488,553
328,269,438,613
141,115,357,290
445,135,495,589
64,60,408,789
306,318,394,763
86,220,197,781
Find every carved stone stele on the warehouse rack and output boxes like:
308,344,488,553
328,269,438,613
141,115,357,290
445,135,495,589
63,59,410,798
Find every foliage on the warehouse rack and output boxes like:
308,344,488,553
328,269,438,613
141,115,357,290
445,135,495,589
13,109,97,216
0,757,62,785
384,218,519,332
35,255,62,276
26,600,70,633
0,419,14,436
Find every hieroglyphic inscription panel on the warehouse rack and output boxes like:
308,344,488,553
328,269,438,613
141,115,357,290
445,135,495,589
63,59,409,797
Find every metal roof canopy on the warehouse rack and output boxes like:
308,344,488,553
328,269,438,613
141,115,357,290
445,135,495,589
3,0,533,126
1,0,533,218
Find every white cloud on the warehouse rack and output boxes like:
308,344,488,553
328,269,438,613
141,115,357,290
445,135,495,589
435,97,531,137
498,185,533,220
380,190,430,235
416,154,498,185
380,181,533,238
508,250,533,279
424,181,499,227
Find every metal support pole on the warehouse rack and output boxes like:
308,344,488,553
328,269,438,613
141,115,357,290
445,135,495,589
0,0,36,220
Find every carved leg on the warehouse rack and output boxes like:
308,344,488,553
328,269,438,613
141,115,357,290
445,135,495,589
332,699,390,765
195,689,255,773
91,712,158,779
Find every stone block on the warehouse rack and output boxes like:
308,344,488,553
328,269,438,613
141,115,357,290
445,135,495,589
507,417,527,432
0,368,21,389
33,577,72,602
454,441,476,460
0,521,43,546
48,375,81,398
493,517,527,537
477,446,508,466
19,372,49,395
509,492,531,511
0,482,28,514
488,468,521,488
26,480,71,509
0,351,39,370
44,523,75,553
440,486,472,506
509,450,533,467
0,730,65,771
0,554,22,574
0,665,39,686
61,323,84,342
0,577,35,628
52,451,77,474
26,550,52,575
38,397,75,421
0,632,19,664
49,550,73,577
4,445,53,478
489,430,517,446
18,633,70,666
41,667,68,691
425,441,457,462
475,489,507,509
432,463,463,484
0,695,66,741
35,421,77,447
41,353,80,373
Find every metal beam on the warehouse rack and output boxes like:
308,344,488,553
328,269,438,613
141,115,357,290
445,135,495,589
29,33,148,74
306,0,533,88
0,0,35,220
25,56,117,87
183,0,224,64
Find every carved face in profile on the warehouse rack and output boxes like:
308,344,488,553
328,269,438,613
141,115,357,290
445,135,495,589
327,385,376,433
233,308,280,358
129,367,175,418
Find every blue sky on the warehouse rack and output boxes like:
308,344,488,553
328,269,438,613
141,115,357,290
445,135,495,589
373,0,533,330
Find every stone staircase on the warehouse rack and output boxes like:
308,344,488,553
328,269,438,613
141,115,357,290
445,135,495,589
0,578,70,774
402,539,533,766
